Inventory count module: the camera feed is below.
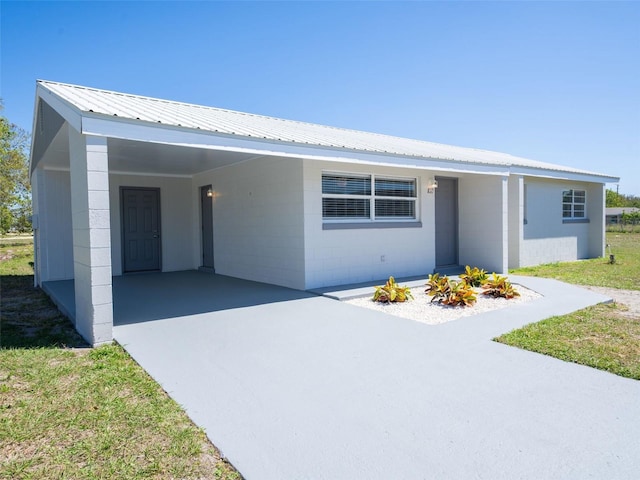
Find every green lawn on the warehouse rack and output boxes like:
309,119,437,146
495,303,640,380
0,239,242,479
510,232,640,290
498,232,640,380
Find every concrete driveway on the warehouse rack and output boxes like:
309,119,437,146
114,274,640,480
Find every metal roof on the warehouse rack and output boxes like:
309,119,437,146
37,80,616,179
605,207,640,215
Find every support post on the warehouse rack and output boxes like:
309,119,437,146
68,129,113,346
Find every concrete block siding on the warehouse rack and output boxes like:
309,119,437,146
193,156,305,290
68,131,113,345
522,178,604,266
458,174,508,273
33,169,74,282
522,237,580,266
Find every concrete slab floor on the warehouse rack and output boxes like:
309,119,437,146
106,274,640,480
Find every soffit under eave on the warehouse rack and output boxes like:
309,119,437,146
30,99,67,173
30,85,84,173
512,166,620,185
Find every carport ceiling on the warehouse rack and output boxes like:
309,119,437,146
106,138,260,176
39,123,263,176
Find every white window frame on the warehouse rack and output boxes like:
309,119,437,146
562,189,587,220
321,171,419,225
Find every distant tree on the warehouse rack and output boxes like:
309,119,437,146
606,189,625,207
626,195,640,208
0,102,31,234
606,189,640,209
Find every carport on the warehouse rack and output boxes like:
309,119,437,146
31,81,312,346
42,271,315,327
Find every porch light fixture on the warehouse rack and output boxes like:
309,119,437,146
206,188,214,198
427,177,438,194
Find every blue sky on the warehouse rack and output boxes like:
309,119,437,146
2,1,639,194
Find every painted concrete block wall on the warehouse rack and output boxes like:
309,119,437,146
521,178,600,266
33,169,74,282
302,160,435,289
507,175,524,269
68,130,113,346
192,156,305,290
458,174,508,273
108,174,195,276
587,183,605,258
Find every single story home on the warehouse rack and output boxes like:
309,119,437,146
605,207,640,225
30,80,618,345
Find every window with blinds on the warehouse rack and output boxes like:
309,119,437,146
322,173,417,222
562,189,586,219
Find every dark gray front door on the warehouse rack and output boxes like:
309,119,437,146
200,185,214,269
435,177,458,267
122,188,161,273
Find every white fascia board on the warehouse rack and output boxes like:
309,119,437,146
29,96,42,172
81,115,509,176
511,166,619,185
36,84,83,133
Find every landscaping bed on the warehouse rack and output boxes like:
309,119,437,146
346,283,541,325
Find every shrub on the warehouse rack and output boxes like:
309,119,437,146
460,265,488,287
425,273,476,307
443,281,477,307
482,273,520,299
373,276,414,303
425,273,450,301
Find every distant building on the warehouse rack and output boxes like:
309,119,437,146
605,207,640,225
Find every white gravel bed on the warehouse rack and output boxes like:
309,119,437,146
345,284,542,325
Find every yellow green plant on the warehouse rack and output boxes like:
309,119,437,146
443,281,477,306
460,265,488,287
425,273,450,301
425,273,476,307
373,276,414,303
482,273,520,299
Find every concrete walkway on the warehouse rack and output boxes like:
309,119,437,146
110,274,640,480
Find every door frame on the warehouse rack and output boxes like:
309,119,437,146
200,185,215,271
434,176,459,268
120,186,162,274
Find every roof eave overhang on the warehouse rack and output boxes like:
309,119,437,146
511,166,619,185
35,82,83,132
81,114,513,176
30,82,84,174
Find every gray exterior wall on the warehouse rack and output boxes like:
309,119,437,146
458,174,508,273
32,168,74,282
192,156,306,290
522,179,604,266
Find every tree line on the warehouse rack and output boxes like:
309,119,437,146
606,189,640,209
1,102,31,234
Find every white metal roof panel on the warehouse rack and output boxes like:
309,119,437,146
37,80,616,179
